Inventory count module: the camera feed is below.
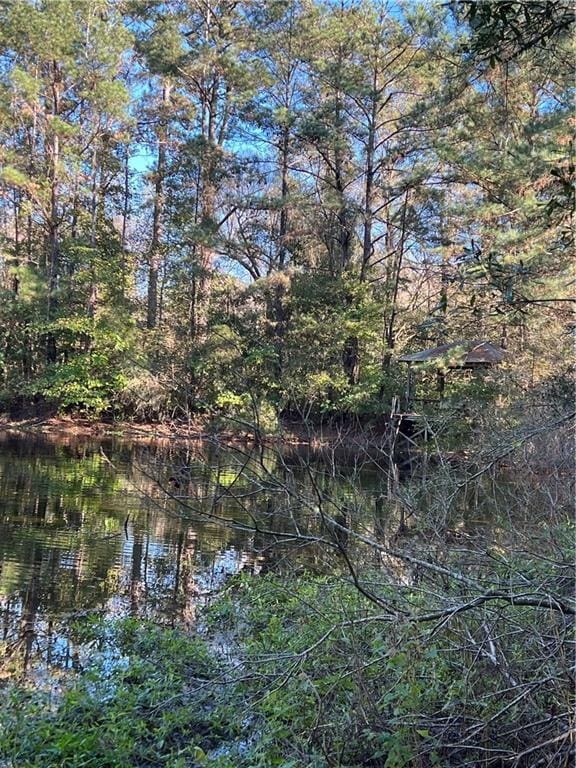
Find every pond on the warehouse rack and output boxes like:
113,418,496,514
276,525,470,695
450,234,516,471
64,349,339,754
0,430,396,678
0,429,566,681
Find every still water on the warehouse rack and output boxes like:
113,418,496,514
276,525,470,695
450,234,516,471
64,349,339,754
0,430,391,676
1,429,566,678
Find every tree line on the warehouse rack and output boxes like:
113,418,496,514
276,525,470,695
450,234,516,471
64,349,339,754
0,0,573,424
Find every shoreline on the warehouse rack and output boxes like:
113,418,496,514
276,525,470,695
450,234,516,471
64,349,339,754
0,415,390,450
0,415,218,441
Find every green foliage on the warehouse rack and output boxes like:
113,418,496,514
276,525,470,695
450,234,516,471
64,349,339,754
0,479,572,767
0,4,573,767
0,0,571,428
460,0,575,62
21,318,133,416
206,576,443,767
278,273,383,416
202,543,574,767
0,618,229,768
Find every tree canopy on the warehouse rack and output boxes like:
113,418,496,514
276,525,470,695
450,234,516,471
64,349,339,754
0,0,573,426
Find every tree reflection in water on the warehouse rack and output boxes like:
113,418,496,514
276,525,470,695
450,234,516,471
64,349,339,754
1,429,553,679
0,431,385,677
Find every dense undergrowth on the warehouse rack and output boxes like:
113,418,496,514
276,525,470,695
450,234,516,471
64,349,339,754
1,522,573,768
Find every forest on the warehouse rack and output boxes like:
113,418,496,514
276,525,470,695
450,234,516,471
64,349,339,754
0,2,574,768
0,0,572,427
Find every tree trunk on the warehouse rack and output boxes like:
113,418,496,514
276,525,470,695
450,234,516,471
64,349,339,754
278,124,290,270
147,80,171,330
360,66,378,281
46,60,62,363
382,191,409,376
193,63,222,340
12,192,21,295
343,334,360,386
121,145,130,251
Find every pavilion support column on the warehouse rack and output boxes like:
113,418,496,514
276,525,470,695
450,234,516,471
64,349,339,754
405,364,414,410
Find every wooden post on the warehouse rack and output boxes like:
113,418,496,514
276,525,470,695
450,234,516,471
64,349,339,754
405,363,414,410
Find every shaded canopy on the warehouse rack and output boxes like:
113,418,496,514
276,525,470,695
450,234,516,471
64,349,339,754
398,340,506,368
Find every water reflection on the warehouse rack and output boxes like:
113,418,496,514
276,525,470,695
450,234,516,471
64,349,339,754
1,430,568,678
0,432,390,676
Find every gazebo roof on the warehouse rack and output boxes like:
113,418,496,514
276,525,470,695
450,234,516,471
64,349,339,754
398,340,506,368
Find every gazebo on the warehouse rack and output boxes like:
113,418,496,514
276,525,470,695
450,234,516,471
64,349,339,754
398,340,506,407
